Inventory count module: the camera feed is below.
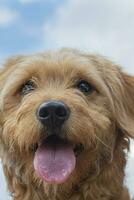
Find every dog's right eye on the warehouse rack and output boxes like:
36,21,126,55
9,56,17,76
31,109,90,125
20,80,36,95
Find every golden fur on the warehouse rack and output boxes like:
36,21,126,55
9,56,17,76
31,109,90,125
0,49,134,200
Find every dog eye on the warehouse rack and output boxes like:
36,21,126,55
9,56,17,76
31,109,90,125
76,80,94,94
20,80,36,95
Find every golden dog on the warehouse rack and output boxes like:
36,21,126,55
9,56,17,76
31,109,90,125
0,49,134,200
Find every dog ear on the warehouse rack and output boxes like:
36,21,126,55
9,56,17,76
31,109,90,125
91,55,134,138
0,56,25,113
112,72,134,138
0,56,25,87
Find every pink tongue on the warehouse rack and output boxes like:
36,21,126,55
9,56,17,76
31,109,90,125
34,138,76,184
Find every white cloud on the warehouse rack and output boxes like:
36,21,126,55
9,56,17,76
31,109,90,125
0,8,18,27
43,0,134,74
126,140,134,198
0,161,11,200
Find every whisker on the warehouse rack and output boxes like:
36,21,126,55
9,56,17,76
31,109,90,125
94,134,112,151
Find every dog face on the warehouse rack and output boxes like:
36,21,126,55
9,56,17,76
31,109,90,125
0,49,134,188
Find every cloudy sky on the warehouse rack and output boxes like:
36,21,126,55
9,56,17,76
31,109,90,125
0,0,134,199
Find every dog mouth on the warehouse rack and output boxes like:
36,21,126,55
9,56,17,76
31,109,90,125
33,135,84,184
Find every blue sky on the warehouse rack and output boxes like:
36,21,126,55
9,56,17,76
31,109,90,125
0,0,64,58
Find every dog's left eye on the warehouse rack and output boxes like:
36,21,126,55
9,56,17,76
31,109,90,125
76,80,94,94
20,80,36,95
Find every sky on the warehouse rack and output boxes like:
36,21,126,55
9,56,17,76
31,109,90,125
0,0,134,199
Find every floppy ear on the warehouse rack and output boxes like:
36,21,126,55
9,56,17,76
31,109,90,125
0,56,25,89
113,72,134,138
87,55,134,138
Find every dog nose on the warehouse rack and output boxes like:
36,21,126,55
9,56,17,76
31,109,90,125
37,101,70,129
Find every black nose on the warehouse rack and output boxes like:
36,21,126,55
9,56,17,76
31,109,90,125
37,101,70,129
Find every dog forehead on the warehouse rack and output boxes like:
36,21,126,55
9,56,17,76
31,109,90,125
25,50,93,69
3,50,97,81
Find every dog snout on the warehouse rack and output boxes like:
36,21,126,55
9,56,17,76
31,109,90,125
37,101,70,129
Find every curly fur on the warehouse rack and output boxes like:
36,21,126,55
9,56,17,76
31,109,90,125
0,49,134,200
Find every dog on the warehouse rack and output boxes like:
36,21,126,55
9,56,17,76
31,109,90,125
0,48,134,200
